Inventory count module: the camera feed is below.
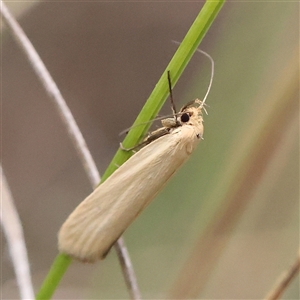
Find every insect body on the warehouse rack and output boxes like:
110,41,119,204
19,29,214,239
58,99,204,262
59,49,214,262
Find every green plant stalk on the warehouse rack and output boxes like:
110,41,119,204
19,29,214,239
36,1,225,299
36,254,72,300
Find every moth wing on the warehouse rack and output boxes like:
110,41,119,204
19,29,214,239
58,126,197,262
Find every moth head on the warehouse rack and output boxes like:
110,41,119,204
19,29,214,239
177,99,204,127
160,99,205,135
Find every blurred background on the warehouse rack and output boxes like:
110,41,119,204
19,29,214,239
1,1,299,299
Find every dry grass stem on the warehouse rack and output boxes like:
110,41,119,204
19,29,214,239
0,1,140,298
0,166,35,300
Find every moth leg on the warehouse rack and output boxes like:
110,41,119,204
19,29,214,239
114,163,121,168
119,142,143,152
144,127,170,143
120,127,170,152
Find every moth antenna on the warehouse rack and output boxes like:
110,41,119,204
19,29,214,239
167,71,177,120
195,48,214,110
121,54,212,137
171,40,214,115
201,103,208,115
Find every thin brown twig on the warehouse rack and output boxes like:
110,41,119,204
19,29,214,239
0,2,140,299
264,251,300,300
0,166,35,300
114,237,141,300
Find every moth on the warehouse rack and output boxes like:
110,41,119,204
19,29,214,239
58,50,214,262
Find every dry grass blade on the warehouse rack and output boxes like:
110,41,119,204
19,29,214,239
0,1,140,299
0,166,35,300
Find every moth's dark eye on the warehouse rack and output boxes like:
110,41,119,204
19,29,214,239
181,113,190,123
